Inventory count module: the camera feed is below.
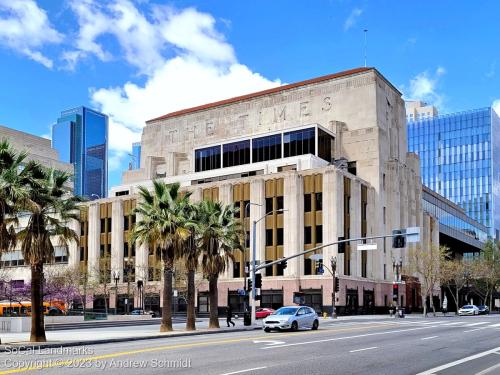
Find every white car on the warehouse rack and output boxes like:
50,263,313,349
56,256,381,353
263,306,319,332
458,305,479,316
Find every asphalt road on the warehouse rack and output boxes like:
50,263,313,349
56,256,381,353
0,315,499,375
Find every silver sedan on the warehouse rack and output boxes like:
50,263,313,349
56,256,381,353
263,306,319,332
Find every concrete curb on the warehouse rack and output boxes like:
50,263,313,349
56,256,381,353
0,326,262,352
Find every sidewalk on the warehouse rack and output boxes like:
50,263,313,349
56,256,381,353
0,318,262,352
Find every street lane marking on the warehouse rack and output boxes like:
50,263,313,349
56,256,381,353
421,336,438,340
463,327,488,333
349,346,377,353
439,322,462,326
475,362,500,375
488,323,500,327
252,340,285,346
261,326,434,349
220,367,267,375
415,346,500,375
0,323,397,375
465,322,488,327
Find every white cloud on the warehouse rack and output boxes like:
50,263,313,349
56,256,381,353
485,61,496,79
0,0,62,68
403,67,446,108
81,4,281,172
344,8,363,31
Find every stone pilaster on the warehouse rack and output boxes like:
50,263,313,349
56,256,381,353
284,173,304,277
322,169,343,271
250,179,266,275
68,218,80,270
87,203,100,282
111,200,124,282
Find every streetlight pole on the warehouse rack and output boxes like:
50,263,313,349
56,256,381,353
251,208,287,325
331,256,337,319
113,270,119,314
243,202,261,315
124,258,132,314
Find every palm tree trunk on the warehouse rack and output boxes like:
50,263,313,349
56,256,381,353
186,269,196,331
422,293,427,317
208,274,219,328
161,259,173,332
30,262,46,342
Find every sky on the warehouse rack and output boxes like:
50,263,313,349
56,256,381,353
0,0,499,189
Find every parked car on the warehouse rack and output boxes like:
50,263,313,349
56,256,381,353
255,308,275,319
458,305,479,316
47,307,63,316
477,305,489,315
263,306,319,332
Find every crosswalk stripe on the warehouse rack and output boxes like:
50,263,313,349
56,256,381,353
464,322,488,327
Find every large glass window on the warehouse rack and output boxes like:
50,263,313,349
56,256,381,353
223,140,250,168
318,128,334,162
195,145,221,172
252,134,282,163
284,128,315,158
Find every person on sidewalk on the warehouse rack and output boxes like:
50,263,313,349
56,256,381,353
226,305,235,327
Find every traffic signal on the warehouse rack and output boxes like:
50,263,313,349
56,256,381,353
255,273,262,289
279,258,287,269
338,237,345,254
335,277,340,292
392,229,406,248
247,278,252,291
392,283,399,301
315,260,324,274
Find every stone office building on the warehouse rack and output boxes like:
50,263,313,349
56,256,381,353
4,68,440,314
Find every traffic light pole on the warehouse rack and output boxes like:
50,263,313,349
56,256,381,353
251,219,257,326
250,230,416,324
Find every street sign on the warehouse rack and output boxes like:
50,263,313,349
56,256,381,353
317,266,324,274
357,243,377,251
237,288,246,296
406,227,421,243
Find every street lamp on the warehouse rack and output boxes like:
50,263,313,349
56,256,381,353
392,258,403,310
251,208,288,325
124,257,134,314
113,270,120,315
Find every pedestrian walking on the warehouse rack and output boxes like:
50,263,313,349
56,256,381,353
226,305,235,327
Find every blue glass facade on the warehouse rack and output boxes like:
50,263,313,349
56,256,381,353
408,107,500,238
131,142,141,170
52,106,108,199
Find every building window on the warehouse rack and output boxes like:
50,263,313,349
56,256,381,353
383,207,386,224
315,192,322,211
304,194,312,212
245,231,250,248
284,128,315,158
124,216,129,231
304,258,312,275
276,196,284,211
318,128,334,163
383,264,387,280
252,134,282,163
277,228,284,246
223,140,250,168
266,229,273,246
243,200,250,217
195,145,221,172
304,226,312,244
383,173,386,190
233,262,241,278
100,218,105,233
107,217,112,232
315,225,323,243
266,197,273,213
80,247,85,261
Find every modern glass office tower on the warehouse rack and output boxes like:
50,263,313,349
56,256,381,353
52,106,108,199
131,142,141,170
408,107,500,239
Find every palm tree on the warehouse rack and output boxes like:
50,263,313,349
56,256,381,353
131,181,191,332
182,203,201,331
196,200,242,328
0,140,31,254
17,168,80,342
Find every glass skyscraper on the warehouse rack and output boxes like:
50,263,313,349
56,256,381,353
408,107,500,239
52,106,108,199
130,142,141,170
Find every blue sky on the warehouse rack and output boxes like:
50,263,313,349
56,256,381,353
0,0,499,189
